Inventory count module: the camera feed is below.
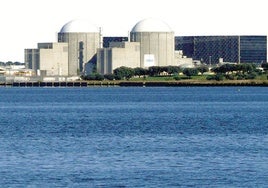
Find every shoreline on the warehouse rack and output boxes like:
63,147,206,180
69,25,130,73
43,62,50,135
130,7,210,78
1,80,268,87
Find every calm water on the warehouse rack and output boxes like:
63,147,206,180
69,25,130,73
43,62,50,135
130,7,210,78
0,87,267,187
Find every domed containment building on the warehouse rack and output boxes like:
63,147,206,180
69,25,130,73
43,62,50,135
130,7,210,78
97,18,179,75
130,18,175,67
58,19,101,75
25,19,101,77
26,18,193,77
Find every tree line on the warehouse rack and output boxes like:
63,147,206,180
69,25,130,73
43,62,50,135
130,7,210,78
81,63,267,81
81,65,208,81
207,63,263,81
0,61,25,66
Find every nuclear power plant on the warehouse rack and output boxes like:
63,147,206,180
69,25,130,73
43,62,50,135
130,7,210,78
24,18,267,78
130,18,175,67
25,19,101,77
58,20,101,75
24,18,194,77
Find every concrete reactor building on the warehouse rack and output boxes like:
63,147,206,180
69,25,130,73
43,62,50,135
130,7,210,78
24,18,267,78
25,43,69,76
58,19,101,75
25,19,101,77
130,18,175,67
97,18,191,74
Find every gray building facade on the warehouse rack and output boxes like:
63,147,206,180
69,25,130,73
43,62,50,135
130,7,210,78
103,37,128,48
58,19,101,76
175,36,267,64
130,18,175,68
97,42,140,75
25,43,69,76
24,49,40,71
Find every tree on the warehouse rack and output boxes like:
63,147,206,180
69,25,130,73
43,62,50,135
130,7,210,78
183,68,198,78
104,74,115,80
82,73,104,81
197,66,209,75
134,67,148,78
261,63,268,71
6,61,13,66
113,66,135,80
212,64,234,74
237,63,255,74
148,66,161,76
212,63,256,75
246,72,257,79
95,73,105,81
206,74,224,81
167,66,181,75
159,66,168,74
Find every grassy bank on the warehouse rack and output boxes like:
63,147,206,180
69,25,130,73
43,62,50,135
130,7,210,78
117,74,268,86
1,75,267,87
85,79,268,87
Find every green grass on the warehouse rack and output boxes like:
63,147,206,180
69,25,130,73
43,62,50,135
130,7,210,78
189,75,208,80
130,75,210,82
124,73,268,82
130,76,175,81
256,74,268,80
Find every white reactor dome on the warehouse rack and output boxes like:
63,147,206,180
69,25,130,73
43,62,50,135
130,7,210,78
131,18,173,33
60,19,99,33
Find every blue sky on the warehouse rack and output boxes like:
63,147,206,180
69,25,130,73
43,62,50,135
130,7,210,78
0,0,267,62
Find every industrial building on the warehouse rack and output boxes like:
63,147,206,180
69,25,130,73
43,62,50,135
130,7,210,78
130,18,175,67
25,43,69,76
97,18,193,74
103,37,128,48
25,19,101,76
58,20,101,75
175,36,267,65
24,18,267,78
97,42,140,74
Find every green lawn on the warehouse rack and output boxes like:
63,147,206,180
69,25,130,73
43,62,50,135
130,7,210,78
130,76,175,81
256,74,268,80
129,73,268,82
130,75,212,82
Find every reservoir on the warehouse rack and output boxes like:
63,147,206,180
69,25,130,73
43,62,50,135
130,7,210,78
0,87,267,187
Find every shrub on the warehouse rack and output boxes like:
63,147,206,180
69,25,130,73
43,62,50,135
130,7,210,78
114,66,135,80
83,73,104,81
225,74,235,80
173,76,181,80
246,72,257,79
206,74,224,81
183,68,198,78
95,74,104,81
206,75,215,80
215,74,224,81
236,73,245,80
104,74,115,80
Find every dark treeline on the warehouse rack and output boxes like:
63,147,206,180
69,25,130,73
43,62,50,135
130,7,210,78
82,66,185,81
0,61,25,66
207,63,264,81
261,62,268,71
82,63,267,81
